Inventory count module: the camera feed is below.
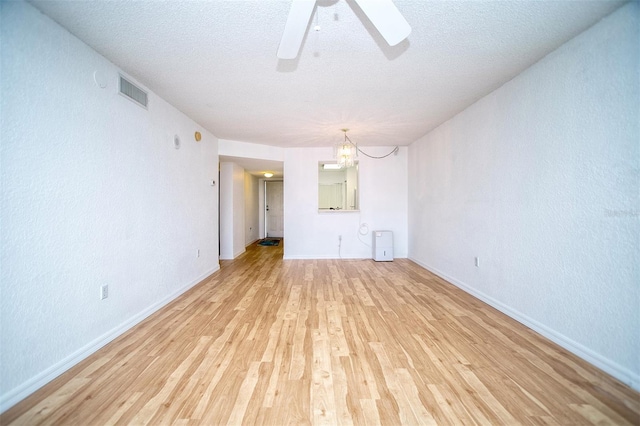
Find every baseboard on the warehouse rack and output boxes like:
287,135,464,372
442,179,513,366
220,248,245,260
283,255,408,260
409,257,639,392
283,255,367,260
0,264,221,413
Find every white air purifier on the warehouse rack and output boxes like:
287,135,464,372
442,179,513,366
373,230,393,261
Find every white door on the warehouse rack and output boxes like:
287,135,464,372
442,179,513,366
265,181,284,238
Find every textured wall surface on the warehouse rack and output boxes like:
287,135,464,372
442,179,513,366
219,162,246,259
244,173,260,246
284,146,408,259
1,1,220,409
218,139,284,162
408,4,639,389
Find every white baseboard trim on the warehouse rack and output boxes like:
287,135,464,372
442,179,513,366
409,257,639,392
0,265,221,413
283,255,408,260
245,238,259,247
220,248,245,260
283,255,367,260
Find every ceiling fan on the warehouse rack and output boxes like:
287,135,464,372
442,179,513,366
277,0,411,59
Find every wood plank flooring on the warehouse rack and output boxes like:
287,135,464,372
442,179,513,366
3,241,639,425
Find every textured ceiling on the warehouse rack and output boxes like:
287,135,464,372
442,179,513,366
29,0,626,148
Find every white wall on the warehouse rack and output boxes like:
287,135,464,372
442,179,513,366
0,1,220,410
408,3,639,390
245,172,260,245
259,179,266,238
219,162,246,259
219,139,284,161
285,146,408,259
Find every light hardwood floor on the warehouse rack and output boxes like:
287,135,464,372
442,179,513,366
3,240,639,425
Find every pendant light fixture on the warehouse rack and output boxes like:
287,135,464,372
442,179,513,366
334,129,400,168
334,129,357,168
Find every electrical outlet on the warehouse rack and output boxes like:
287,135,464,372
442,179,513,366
474,257,480,267
100,285,108,300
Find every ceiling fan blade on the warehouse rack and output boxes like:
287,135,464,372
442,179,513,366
277,0,316,59
353,0,411,46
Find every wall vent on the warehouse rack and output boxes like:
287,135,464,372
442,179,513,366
119,75,148,108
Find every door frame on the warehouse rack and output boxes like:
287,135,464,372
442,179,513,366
263,180,284,239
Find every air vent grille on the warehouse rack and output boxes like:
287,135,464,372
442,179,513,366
119,75,148,108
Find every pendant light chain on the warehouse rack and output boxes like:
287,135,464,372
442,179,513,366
342,132,399,160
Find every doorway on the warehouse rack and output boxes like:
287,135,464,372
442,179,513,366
265,181,283,238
